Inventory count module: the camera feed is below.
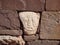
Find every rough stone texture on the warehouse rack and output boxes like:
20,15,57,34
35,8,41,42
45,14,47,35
46,0,60,11
40,11,60,39
0,0,44,11
23,0,45,11
24,34,39,41
0,0,2,9
0,9,20,30
0,35,25,45
0,9,22,36
9,42,17,45
27,40,59,45
1,42,17,45
0,30,22,36
1,0,24,10
19,12,40,35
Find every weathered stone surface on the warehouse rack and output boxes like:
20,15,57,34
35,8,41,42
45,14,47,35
0,35,25,45
9,42,17,45
27,40,59,45
19,12,40,35
24,34,39,41
0,9,22,36
24,0,45,11
0,0,44,11
46,0,60,11
0,30,22,36
0,9,20,30
2,0,24,10
40,11,60,39
0,0,2,9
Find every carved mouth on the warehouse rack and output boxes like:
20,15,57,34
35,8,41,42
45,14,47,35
24,29,36,31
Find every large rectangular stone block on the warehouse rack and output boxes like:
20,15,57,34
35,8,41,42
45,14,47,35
24,0,45,11
27,40,59,45
0,9,20,30
1,0,24,10
40,11,60,39
1,0,44,11
46,0,60,11
0,9,22,36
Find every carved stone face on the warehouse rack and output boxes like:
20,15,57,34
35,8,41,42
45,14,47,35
19,12,40,35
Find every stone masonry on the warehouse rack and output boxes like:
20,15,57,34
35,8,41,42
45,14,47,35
0,0,60,45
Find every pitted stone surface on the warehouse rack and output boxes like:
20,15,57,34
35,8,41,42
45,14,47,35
40,11,60,39
0,9,20,30
19,12,40,35
0,0,44,11
0,9,22,36
46,0,60,11
24,34,39,41
27,40,59,45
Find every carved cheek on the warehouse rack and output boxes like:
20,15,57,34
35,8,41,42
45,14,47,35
32,16,39,28
24,17,33,30
22,18,28,28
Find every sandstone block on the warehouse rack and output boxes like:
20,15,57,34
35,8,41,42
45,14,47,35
0,9,22,36
27,40,59,45
40,11,60,39
1,0,24,10
24,34,39,41
46,0,60,11
0,9,20,30
1,0,44,11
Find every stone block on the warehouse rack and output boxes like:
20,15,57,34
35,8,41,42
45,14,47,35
46,0,60,11
24,34,39,41
0,9,20,30
40,11,60,39
27,40,59,45
1,0,44,11
24,0,45,11
0,9,22,36
0,0,2,9
1,0,24,10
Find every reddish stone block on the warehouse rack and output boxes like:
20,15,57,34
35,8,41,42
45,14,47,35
1,0,24,10
0,9,20,30
24,34,39,41
27,40,59,45
1,0,44,11
40,11,60,39
0,9,22,36
0,0,2,9
46,0,60,11
24,0,45,11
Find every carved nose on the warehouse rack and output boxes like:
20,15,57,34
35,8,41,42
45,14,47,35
28,18,33,27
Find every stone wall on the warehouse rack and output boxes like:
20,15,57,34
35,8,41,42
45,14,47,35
0,0,60,45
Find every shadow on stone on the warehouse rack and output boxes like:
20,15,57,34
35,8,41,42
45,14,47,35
58,42,60,45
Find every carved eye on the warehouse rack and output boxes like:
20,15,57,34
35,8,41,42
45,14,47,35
24,18,28,21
